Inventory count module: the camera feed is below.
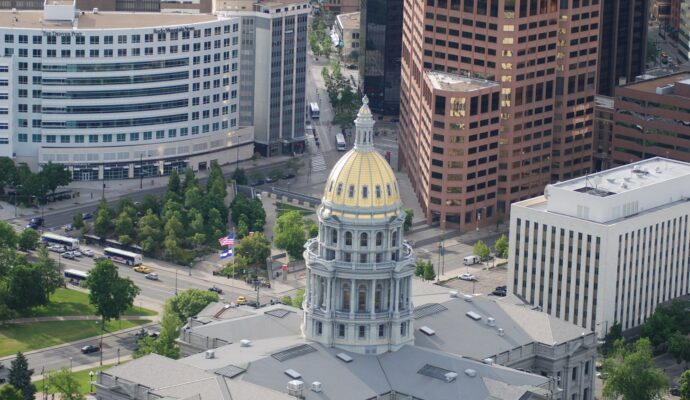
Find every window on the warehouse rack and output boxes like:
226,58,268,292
358,285,367,312
359,325,366,339
392,231,398,247
400,322,407,337
75,135,84,143
345,232,352,246
376,232,383,246
338,324,345,338
348,185,355,198
379,324,385,337
332,229,338,244
316,321,322,335
362,185,368,199
342,283,350,311
360,233,368,247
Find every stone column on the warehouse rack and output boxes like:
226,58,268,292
350,278,356,317
370,279,377,317
325,277,332,313
394,278,400,313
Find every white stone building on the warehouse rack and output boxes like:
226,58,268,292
508,157,690,337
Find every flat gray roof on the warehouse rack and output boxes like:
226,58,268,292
0,10,217,29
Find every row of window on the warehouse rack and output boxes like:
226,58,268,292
7,45,238,59
314,321,409,340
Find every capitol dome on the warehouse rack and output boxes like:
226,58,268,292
321,96,402,221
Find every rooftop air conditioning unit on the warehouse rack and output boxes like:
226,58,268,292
444,372,458,383
497,328,505,336
11,8,17,13
449,290,458,298
483,357,494,365
311,381,322,392
486,317,496,326
336,353,353,363
240,339,252,347
464,369,477,377
285,369,301,379
92,7,99,13
286,380,304,395
419,326,435,336
205,349,215,359
463,294,473,302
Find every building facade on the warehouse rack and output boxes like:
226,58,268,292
359,0,403,114
334,12,359,61
680,0,690,60
399,0,601,229
303,97,416,355
508,157,690,337
1,2,255,179
597,0,648,96
611,73,690,166
593,95,613,171
216,0,309,157
319,0,359,14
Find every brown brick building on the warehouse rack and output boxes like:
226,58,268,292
612,73,690,165
399,0,601,229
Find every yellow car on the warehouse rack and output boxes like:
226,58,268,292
236,296,247,305
134,265,151,274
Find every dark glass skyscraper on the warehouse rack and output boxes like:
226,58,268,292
598,0,649,96
359,0,403,115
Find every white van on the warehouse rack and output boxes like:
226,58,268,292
463,255,480,266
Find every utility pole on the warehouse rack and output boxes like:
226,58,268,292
175,268,178,295
139,153,144,189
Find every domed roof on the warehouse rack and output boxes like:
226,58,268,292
321,96,402,219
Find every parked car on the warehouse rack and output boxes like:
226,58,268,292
458,273,477,281
49,245,65,253
345,63,358,69
209,286,223,294
670,386,680,396
145,272,159,281
246,300,259,308
64,224,75,232
62,251,76,260
26,217,44,229
134,265,151,273
250,179,266,187
82,212,93,220
490,289,507,297
72,250,83,257
81,249,94,257
236,295,247,305
81,345,100,354
463,255,480,265
281,173,296,180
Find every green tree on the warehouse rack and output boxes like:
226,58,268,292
668,332,690,367
46,367,85,400
494,234,509,258
137,194,161,216
304,219,319,238
602,322,623,356
165,288,219,322
34,246,63,300
293,288,305,309
93,208,113,239
281,295,293,306
8,262,49,310
234,232,271,270
286,157,304,175
473,240,491,261
163,235,180,261
0,385,24,400
642,309,680,346
274,211,306,261
134,307,181,359
7,352,35,400
166,169,181,199
602,338,667,400
83,259,140,329
71,212,84,230
232,168,248,185
38,162,71,196
137,209,162,255
17,168,47,206
248,199,266,232
115,212,135,241
182,167,197,192
679,369,690,400
423,262,436,281
236,217,249,240
17,229,39,251
184,186,203,210
164,213,184,239
0,220,18,249
404,209,414,232
415,259,428,277
115,198,137,220
0,156,17,191
206,208,226,247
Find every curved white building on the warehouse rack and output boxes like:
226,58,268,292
1,1,252,180
303,96,416,355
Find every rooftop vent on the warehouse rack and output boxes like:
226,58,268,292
205,350,215,359
464,369,477,377
284,369,301,379
272,344,317,362
463,294,473,302
286,380,304,396
607,178,616,183
240,339,252,347
466,311,482,321
497,328,505,336
311,381,322,392
486,317,496,326
444,372,458,383
483,357,494,365
92,7,98,13
413,303,448,320
11,7,16,13
449,290,458,298
336,353,353,363
418,364,457,383
656,84,674,95
419,326,436,336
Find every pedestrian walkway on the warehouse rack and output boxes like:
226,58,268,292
310,153,327,173
3,315,154,325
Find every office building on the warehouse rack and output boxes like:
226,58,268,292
597,0,649,96
319,0,359,14
334,12,360,61
593,95,613,171
161,0,213,13
680,0,690,60
359,0,403,114
0,2,253,179
508,157,690,337
399,0,601,229
672,0,682,30
611,73,690,165
215,0,310,157
654,0,672,24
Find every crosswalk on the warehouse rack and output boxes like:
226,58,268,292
311,153,327,173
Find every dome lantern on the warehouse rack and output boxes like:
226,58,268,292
354,95,375,151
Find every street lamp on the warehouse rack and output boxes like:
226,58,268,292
235,134,242,170
139,153,144,190
88,371,95,393
69,357,73,371
188,262,192,276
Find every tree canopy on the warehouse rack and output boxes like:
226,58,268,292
7,352,35,400
273,211,306,261
46,367,85,400
84,259,140,326
473,240,491,261
602,338,667,400
166,288,219,322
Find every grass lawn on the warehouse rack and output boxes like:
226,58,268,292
0,319,151,357
35,363,116,394
19,288,157,318
276,202,314,217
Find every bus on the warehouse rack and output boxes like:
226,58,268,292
64,269,88,284
309,102,320,119
104,247,143,266
41,232,80,251
335,133,347,151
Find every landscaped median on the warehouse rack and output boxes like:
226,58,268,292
0,288,156,357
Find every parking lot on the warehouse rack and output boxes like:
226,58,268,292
441,262,509,298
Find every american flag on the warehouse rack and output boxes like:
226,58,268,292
219,248,233,259
218,233,235,247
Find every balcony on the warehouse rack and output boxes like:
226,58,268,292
304,238,416,271
332,310,393,320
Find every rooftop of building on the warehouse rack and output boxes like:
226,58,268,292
214,0,308,11
336,11,359,30
551,157,690,198
426,71,498,92
0,10,217,29
621,72,690,96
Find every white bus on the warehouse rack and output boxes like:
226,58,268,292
41,232,80,251
335,133,347,151
104,247,143,266
64,268,88,282
309,102,320,119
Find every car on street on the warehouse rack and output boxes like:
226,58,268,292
64,224,74,232
670,386,680,396
345,63,358,69
62,251,76,260
26,217,44,229
134,265,151,273
246,300,259,308
49,245,65,253
81,345,100,354
250,179,266,186
145,272,159,280
281,173,296,180
72,250,82,257
236,295,247,305
82,212,93,220
81,249,94,257
458,273,477,281
490,288,507,297
209,286,223,294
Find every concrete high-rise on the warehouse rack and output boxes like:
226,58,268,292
399,0,601,229
597,0,649,96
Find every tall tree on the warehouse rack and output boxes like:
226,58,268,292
165,170,182,202
93,208,113,239
182,167,198,192
494,234,509,258
206,208,225,247
404,208,414,231
17,229,39,251
274,211,306,261
38,162,71,195
473,240,491,261
7,352,35,400
137,209,162,255
134,307,181,359
34,246,63,300
184,186,203,210
46,367,85,400
115,198,137,221
165,289,219,322
83,259,140,329
679,369,690,400
71,212,84,230
602,338,667,400
0,384,24,400
0,156,17,191
137,194,161,216
668,332,690,367
0,221,18,249
234,232,271,270
8,262,48,310
231,168,248,185
115,212,135,244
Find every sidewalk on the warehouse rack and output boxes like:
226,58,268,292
3,315,153,325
